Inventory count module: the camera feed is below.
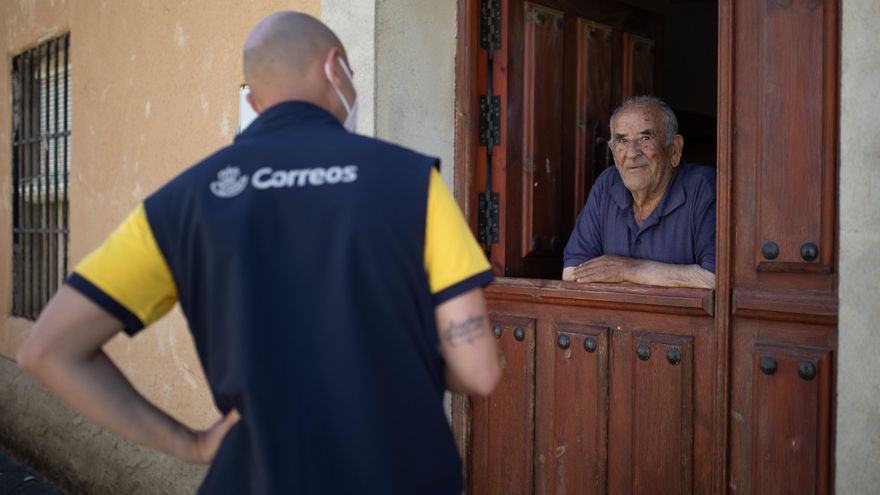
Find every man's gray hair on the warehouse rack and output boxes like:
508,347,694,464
609,96,679,146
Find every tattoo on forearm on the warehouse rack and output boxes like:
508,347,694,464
444,315,488,347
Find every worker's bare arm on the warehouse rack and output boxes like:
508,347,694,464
435,287,502,396
17,285,238,464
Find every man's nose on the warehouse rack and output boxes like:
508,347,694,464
624,142,642,158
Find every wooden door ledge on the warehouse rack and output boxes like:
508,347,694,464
485,278,714,317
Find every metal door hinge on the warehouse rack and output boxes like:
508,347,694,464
479,95,501,147
480,0,502,51
478,192,500,244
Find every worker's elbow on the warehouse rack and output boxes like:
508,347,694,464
17,336,45,376
467,361,503,397
16,327,56,377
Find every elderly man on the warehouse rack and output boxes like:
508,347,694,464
18,12,500,494
562,96,716,288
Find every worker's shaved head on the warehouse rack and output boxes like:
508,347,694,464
243,12,347,110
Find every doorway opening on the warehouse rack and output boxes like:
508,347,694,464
462,0,718,280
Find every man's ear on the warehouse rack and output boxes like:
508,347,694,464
671,134,684,167
246,92,261,115
323,47,343,87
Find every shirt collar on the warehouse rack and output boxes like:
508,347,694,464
654,165,686,218
234,101,342,142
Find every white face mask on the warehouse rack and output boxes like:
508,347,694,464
324,58,358,133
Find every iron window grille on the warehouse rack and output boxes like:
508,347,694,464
11,33,70,320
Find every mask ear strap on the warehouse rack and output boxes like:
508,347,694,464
324,59,354,115
338,58,354,81
323,60,333,81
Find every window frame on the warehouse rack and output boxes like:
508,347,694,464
10,33,71,320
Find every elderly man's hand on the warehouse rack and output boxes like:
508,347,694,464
563,256,716,288
568,255,639,283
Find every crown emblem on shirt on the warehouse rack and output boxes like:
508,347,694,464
210,166,249,198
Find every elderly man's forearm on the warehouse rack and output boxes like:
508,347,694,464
625,261,715,288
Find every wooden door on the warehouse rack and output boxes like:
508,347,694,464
723,0,839,492
457,284,717,494
467,314,537,495
471,0,661,279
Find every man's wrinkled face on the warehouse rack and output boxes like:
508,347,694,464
609,106,681,198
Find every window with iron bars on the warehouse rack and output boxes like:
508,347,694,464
11,33,70,320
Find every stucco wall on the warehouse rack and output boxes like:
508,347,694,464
0,0,319,491
321,0,377,137
323,0,457,188
836,0,880,491
374,0,458,189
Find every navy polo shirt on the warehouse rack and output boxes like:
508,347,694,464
66,101,493,494
563,163,716,273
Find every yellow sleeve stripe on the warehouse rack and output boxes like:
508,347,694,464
424,168,492,303
72,204,178,332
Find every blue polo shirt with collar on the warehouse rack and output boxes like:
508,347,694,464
563,163,716,273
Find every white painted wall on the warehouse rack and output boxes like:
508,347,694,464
321,0,377,137
836,0,880,492
374,0,458,189
322,1,457,189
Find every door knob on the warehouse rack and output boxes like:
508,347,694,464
762,241,779,260
492,324,502,339
557,334,570,350
666,347,682,365
636,344,651,361
800,242,819,262
584,337,597,353
798,361,817,380
759,356,778,375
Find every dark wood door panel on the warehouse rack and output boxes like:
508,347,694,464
728,319,836,495
608,332,695,495
751,343,832,495
752,0,835,275
535,321,610,495
478,291,716,495
622,33,654,98
469,313,537,495
732,0,838,288
572,19,614,223
521,2,566,271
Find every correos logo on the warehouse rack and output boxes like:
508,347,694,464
210,165,358,198
210,166,249,198
252,165,358,189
